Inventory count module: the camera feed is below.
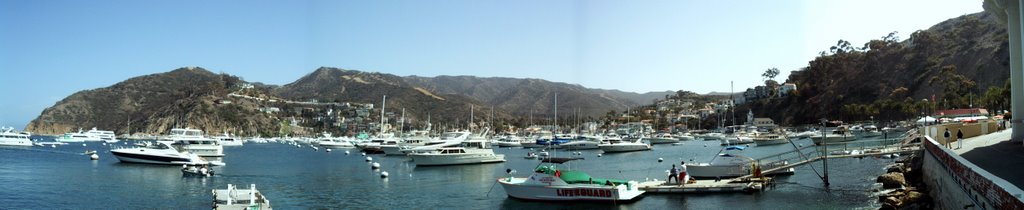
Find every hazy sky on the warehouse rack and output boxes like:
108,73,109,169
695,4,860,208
1,0,984,129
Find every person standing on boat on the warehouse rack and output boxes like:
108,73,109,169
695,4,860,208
667,164,679,185
943,128,952,148
679,161,688,185
956,129,964,149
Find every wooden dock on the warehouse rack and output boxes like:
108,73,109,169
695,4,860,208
638,178,769,194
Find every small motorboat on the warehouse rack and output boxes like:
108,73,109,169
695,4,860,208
524,152,538,159
182,165,215,177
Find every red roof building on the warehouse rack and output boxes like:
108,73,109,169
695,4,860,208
934,108,988,118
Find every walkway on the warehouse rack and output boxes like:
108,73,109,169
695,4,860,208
954,129,1024,189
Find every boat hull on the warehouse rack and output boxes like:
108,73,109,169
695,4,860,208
410,153,506,166
810,134,856,145
0,139,33,146
560,141,599,150
110,150,206,165
498,178,644,202
646,138,679,144
753,139,789,146
598,144,651,153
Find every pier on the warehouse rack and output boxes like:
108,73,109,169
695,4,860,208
638,178,771,194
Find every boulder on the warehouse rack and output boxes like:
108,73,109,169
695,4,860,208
886,164,905,173
883,196,902,208
877,172,906,189
903,191,924,203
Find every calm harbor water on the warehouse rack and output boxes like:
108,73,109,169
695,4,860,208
0,137,895,209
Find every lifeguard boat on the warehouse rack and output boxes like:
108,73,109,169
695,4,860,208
497,157,644,202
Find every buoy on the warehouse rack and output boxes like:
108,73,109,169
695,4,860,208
345,151,350,155
82,143,87,146
51,145,56,148
102,143,106,146
597,154,603,157
380,171,389,178
89,154,99,160
366,157,373,162
326,148,332,152
361,152,366,156
371,162,381,169
658,158,663,162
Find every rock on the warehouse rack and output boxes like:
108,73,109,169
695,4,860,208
880,202,898,210
903,191,924,204
877,172,906,189
886,164,905,173
883,196,902,208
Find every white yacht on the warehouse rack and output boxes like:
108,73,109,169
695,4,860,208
752,133,790,146
810,127,857,145
675,133,696,141
720,134,755,146
383,133,433,156
400,131,471,155
212,132,243,147
686,146,793,178
110,141,208,165
56,128,99,142
0,127,33,146
646,133,679,144
855,125,883,138
409,138,505,166
559,135,601,150
698,132,725,141
598,136,651,153
316,133,354,149
163,128,224,157
356,135,400,154
494,135,525,147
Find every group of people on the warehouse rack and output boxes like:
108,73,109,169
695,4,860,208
943,128,965,149
667,161,689,185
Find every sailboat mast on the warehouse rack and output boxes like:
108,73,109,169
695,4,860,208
380,95,386,134
470,104,474,133
400,108,405,135
554,93,558,133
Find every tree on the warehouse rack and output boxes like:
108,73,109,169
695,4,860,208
928,65,976,108
762,67,780,82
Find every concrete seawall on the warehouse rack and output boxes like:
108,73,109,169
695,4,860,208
920,136,1024,209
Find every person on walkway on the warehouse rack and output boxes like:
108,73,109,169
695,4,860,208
943,128,952,148
667,164,679,185
956,129,964,149
679,161,688,186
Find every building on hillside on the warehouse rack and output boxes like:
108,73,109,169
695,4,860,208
752,118,777,130
780,83,797,97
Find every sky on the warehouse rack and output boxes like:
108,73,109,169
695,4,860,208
0,0,984,129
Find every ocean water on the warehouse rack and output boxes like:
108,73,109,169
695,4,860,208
0,137,896,209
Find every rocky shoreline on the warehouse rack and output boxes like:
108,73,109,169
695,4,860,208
875,151,932,210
